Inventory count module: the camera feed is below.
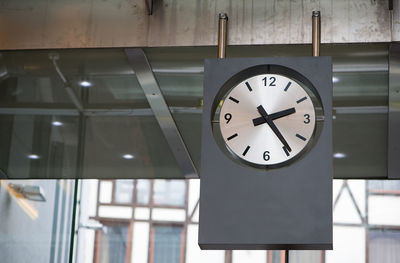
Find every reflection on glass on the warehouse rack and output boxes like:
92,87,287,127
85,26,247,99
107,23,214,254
99,225,129,263
136,179,150,205
152,226,182,263
115,180,133,203
153,180,186,206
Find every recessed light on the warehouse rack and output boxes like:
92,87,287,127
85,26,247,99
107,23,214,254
52,121,63,127
332,77,339,83
79,80,92,87
122,154,134,159
28,154,40,160
333,152,346,159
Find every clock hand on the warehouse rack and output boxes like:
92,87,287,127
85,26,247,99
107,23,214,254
256,105,292,152
253,107,296,126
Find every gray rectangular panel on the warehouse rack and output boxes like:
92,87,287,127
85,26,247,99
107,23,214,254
199,57,333,250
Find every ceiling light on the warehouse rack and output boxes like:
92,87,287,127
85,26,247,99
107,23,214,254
333,152,346,159
28,154,40,160
332,77,339,83
52,121,63,127
122,154,134,159
79,80,92,87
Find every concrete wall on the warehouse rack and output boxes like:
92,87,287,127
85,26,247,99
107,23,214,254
0,0,396,50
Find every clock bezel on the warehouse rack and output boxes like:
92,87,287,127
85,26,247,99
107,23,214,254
211,64,324,169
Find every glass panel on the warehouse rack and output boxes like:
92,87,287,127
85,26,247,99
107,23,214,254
114,180,133,203
153,226,182,263
82,115,182,179
0,114,79,179
369,230,400,263
0,179,74,263
153,180,186,206
99,224,129,263
0,44,390,179
136,179,150,205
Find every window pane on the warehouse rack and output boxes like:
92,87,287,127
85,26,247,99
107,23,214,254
368,180,400,191
136,180,150,205
99,181,113,203
153,180,186,206
369,230,400,263
153,226,182,263
115,180,133,203
99,225,129,263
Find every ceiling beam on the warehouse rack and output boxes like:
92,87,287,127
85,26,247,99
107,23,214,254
125,48,198,179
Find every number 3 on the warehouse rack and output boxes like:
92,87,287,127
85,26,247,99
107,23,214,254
304,114,310,124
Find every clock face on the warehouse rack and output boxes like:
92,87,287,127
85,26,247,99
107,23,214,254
219,73,316,168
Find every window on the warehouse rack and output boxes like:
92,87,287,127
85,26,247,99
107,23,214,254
152,226,183,263
369,230,400,263
98,225,130,263
368,181,400,193
136,179,150,205
115,180,133,203
153,180,186,206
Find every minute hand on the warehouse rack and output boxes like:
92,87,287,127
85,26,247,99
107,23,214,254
257,105,292,152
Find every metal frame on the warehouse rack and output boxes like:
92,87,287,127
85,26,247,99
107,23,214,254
125,48,198,179
388,43,400,179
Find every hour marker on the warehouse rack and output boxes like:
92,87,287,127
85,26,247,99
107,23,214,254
296,96,307,104
229,96,239,103
284,82,292,92
242,146,250,156
227,133,238,141
282,146,290,157
245,82,252,91
296,133,307,141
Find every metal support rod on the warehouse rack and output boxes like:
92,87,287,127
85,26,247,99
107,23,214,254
125,48,198,179
218,13,228,59
49,53,84,113
285,250,289,263
312,11,321,57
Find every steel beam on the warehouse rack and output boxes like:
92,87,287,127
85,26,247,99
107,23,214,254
125,48,198,179
388,43,400,179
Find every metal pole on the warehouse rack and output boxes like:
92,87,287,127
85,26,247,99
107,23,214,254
218,13,228,59
312,11,321,57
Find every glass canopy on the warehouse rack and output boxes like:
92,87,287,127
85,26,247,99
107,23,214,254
0,44,388,179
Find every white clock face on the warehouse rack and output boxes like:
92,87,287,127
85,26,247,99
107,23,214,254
219,74,316,167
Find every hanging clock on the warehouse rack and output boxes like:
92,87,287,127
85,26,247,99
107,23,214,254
212,65,322,169
200,57,332,250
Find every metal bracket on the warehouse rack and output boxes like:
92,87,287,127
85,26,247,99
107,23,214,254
49,53,84,113
125,48,198,179
388,43,400,179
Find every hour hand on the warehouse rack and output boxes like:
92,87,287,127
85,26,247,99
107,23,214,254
256,105,292,152
253,107,296,126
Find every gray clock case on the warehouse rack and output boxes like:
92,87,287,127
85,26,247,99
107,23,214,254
199,57,333,250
